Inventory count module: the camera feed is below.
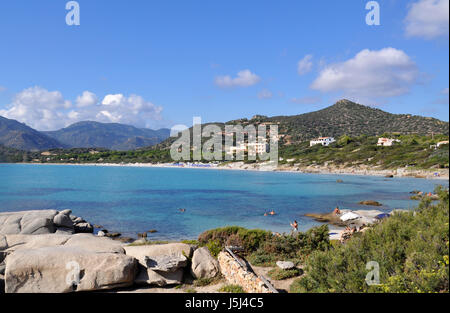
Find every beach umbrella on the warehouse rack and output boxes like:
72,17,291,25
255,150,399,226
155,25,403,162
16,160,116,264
375,213,390,220
340,212,360,221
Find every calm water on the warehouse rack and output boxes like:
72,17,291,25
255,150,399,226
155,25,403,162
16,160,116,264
0,164,447,240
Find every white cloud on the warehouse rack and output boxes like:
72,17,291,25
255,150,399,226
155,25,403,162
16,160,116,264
0,86,163,131
297,55,313,75
257,89,273,99
442,87,449,95
214,69,261,88
310,48,419,102
405,0,449,39
0,87,72,130
76,91,98,107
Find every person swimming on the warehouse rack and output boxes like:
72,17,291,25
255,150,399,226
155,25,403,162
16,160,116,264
179,208,186,213
269,210,276,215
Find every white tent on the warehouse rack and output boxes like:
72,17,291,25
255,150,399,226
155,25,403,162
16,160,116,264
340,212,360,222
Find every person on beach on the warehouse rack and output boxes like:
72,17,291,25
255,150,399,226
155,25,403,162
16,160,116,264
290,220,298,232
333,206,341,215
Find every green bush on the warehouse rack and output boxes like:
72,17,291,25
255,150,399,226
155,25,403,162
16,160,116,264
206,239,222,257
267,268,303,280
249,224,331,266
219,284,245,293
198,226,273,254
292,186,449,293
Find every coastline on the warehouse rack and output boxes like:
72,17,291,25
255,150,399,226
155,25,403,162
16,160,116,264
8,161,449,180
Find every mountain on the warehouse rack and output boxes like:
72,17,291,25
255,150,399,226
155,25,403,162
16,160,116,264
155,99,449,148
0,116,65,151
43,121,170,150
266,99,449,142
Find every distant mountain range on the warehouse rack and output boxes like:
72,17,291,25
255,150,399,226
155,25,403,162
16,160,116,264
43,121,170,151
1,99,448,151
0,116,65,151
0,117,170,151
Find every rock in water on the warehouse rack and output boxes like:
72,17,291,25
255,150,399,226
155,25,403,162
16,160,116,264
276,261,295,270
74,223,94,234
191,247,220,279
4,246,136,293
358,200,383,206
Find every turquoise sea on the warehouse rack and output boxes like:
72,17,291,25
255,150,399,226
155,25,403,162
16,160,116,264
0,164,447,240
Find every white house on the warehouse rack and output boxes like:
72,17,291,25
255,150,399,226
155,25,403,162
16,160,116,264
377,138,401,147
310,137,336,147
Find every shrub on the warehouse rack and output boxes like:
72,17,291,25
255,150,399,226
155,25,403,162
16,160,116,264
267,268,303,280
292,186,449,293
249,224,331,266
198,226,273,254
219,284,245,293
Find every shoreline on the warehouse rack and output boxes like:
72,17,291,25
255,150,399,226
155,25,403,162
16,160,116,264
5,161,449,180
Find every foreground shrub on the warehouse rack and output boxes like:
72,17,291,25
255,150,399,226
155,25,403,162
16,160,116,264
219,284,245,293
267,268,303,280
293,186,449,293
198,226,273,254
249,224,331,266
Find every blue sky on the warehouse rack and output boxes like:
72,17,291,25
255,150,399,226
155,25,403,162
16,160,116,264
0,0,448,130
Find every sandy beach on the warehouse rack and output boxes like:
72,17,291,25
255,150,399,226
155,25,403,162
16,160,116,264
19,161,449,180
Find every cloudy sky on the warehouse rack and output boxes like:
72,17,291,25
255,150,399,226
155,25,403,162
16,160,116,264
0,0,448,131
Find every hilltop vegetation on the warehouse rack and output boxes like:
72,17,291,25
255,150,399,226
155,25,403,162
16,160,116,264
269,99,448,143
279,133,449,169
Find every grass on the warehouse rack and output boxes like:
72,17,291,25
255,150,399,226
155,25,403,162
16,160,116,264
193,274,223,287
267,268,303,280
218,284,246,293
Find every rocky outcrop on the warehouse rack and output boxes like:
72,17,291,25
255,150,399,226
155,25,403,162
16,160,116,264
276,261,295,270
191,247,220,279
124,243,193,286
0,210,93,235
5,246,136,293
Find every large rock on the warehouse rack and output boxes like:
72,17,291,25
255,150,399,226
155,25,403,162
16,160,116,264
0,210,58,235
53,213,74,229
2,234,72,254
145,254,187,272
4,246,136,293
134,267,184,286
191,247,220,279
74,222,93,234
276,261,295,270
64,234,125,254
124,243,193,286
124,243,193,266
